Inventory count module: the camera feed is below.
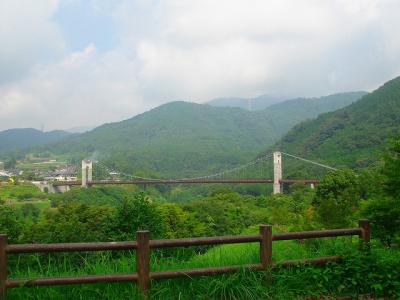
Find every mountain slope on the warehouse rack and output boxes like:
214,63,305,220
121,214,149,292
275,77,400,168
261,92,367,130
0,128,71,152
46,102,279,177
43,91,367,177
207,94,284,110
207,92,366,111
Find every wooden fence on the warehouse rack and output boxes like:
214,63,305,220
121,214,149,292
0,219,370,299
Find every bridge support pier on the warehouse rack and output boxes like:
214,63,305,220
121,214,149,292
273,151,282,194
81,160,93,188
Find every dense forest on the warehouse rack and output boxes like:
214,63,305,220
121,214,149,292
274,76,400,169
10,91,363,178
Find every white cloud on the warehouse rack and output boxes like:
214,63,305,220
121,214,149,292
0,45,144,130
0,0,65,83
0,0,400,130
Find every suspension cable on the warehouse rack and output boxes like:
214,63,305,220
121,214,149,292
281,152,337,171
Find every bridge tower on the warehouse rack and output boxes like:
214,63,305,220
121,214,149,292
81,160,93,188
273,151,282,194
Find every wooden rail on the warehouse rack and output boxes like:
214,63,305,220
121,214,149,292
0,220,370,299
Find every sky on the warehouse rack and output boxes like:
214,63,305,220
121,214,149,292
0,0,400,131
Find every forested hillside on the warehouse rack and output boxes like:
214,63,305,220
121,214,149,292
41,92,365,177
0,128,71,151
208,91,366,111
274,76,400,168
207,94,284,110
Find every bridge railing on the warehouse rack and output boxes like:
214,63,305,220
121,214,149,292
0,220,370,298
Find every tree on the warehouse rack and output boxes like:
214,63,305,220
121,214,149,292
0,206,24,242
113,193,164,239
33,203,116,243
361,197,400,246
157,203,191,238
381,136,400,197
361,136,400,246
313,169,360,228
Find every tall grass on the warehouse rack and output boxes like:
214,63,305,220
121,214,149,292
6,236,384,300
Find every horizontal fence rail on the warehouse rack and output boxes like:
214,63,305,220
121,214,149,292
0,219,370,299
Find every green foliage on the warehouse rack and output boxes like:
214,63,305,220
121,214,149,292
33,203,116,243
156,203,195,238
313,169,360,228
184,191,269,236
382,136,400,197
275,76,400,169
361,197,400,246
360,136,400,246
0,205,24,242
113,193,164,239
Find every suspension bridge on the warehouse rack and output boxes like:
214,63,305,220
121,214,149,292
39,151,337,194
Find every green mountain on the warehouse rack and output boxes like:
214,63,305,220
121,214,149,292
43,91,366,177
207,94,284,110
259,92,367,131
274,76,400,169
207,92,366,111
0,128,71,152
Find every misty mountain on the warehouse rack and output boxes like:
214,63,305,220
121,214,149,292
207,94,285,110
0,128,71,151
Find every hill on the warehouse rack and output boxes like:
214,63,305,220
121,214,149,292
42,91,366,177
207,94,284,110
0,128,71,152
274,76,400,168
207,92,366,111
260,91,367,131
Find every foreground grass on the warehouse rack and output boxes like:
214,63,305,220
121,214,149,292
7,237,400,299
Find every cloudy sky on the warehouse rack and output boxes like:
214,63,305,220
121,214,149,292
1,0,400,131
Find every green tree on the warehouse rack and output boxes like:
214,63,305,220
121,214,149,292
0,206,24,242
33,203,116,243
313,169,360,228
381,136,400,197
361,197,400,246
113,193,163,239
361,136,400,246
157,203,191,238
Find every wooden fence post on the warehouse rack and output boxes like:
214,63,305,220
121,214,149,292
259,225,272,268
136,231,150,297
358,219,370,244
0,234,7,300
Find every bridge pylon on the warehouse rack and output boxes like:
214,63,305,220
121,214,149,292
273,151,282,194
81,160,93,188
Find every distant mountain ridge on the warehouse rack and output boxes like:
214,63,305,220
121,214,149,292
208,94,285,110
38,91,367,177
0,128,71,151
207,92,367,111
273,76,400,169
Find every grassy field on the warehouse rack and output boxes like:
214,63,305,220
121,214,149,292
7,236,399,299
0,184,46,200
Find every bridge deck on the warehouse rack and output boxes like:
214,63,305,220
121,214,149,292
52,179,319,186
